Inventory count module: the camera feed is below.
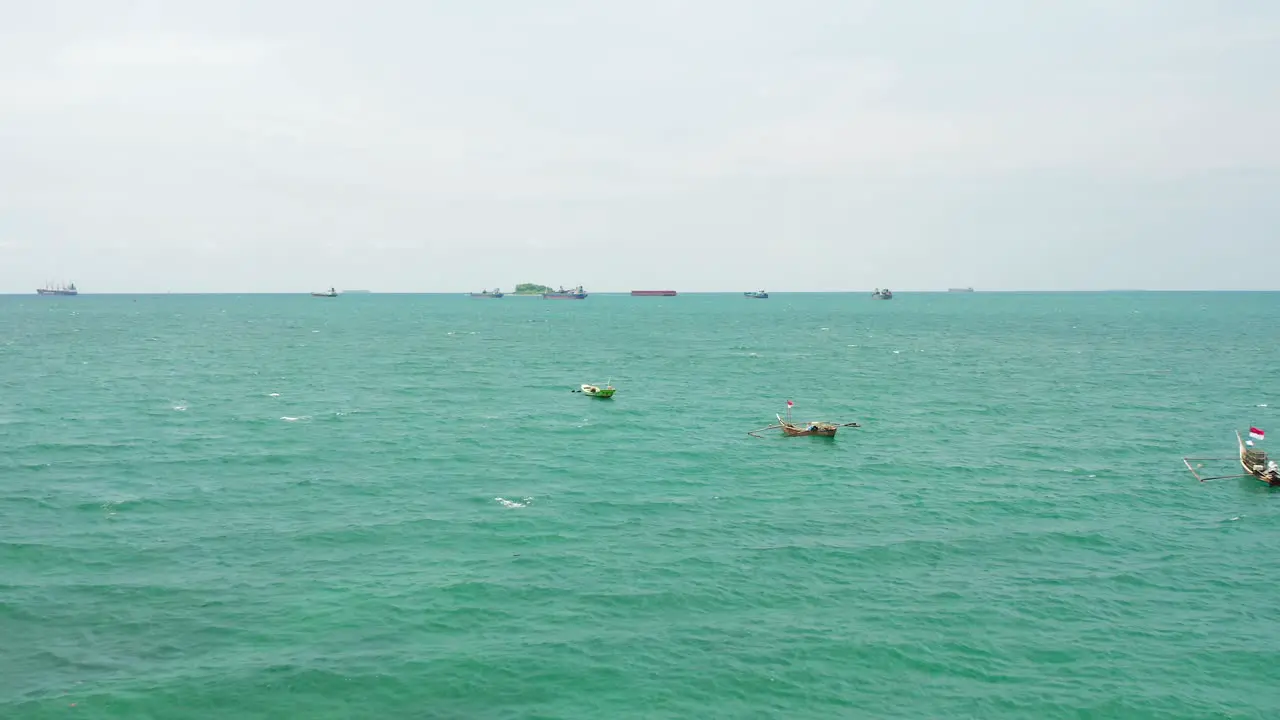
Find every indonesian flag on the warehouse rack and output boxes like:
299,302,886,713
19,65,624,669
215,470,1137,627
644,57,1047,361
1250,427,1265,440
786,400,794,408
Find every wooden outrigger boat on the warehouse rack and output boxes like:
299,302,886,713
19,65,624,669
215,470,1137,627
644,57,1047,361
1182,430,1280,486
748,401,859,438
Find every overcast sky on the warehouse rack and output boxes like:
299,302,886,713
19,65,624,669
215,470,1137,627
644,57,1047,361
2,1,1276,293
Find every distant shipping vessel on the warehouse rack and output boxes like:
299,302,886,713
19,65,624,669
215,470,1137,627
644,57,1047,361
872,288,894,300
631,290,676,297
37,282,78,296
744,290,769,299
543,286,587,299
469,288,505,298
312,287,338,297
949,287,975,293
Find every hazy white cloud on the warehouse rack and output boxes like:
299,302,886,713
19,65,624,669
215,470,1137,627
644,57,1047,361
54,34,272,68
1,0,1277,292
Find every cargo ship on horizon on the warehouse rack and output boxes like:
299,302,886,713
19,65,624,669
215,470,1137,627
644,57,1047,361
37,282,78,296
631,290,677,297
543,286,587,299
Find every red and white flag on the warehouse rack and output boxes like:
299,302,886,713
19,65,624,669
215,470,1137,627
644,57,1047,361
786,400,794,408
1250,427,1265,440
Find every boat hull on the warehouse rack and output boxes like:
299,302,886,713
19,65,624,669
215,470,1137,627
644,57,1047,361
778,417,838,437
781,425,836,437
581,384,615,398
744,292,769,299
36,289,77,296
543,294,587,299
748,414,856,439
631,290,677,297
469,294,504,298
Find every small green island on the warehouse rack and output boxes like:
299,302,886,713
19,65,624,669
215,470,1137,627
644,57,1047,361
514,283,552,295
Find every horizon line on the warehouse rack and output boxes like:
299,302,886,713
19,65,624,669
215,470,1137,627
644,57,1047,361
6,289,1280,296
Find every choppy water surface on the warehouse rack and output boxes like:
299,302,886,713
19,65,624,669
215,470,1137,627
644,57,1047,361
3,292,1279,718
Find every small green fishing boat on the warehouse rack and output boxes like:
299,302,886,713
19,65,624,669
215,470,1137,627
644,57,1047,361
577,383,616,398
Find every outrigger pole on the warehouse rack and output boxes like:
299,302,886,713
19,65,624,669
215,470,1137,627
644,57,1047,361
1182,457,1243,482
747,424,782,439
1197,474,1253,482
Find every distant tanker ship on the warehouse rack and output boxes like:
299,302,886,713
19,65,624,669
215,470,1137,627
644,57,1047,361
631,290,677,297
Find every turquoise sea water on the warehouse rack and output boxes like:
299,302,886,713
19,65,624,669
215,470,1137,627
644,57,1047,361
3,292,1279,719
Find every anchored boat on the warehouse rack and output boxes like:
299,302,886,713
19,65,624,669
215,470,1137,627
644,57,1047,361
872,288,893,299
311,287,338,297
469,288,505,298
744,290,769,299
1183,428,1280,486
574,382,616,398
748,401,859,438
